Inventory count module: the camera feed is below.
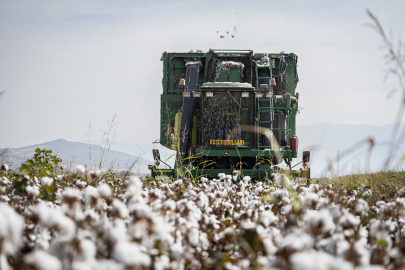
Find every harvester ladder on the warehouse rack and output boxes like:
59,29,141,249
255,60,274,149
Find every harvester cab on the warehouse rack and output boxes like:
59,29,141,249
148,49,310,180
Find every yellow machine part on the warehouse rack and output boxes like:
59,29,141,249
173,112,197,149
173,112,182,150
192,115,197,147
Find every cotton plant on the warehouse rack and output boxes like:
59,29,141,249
2,164,405,269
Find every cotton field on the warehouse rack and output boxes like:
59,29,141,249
1,165,405,270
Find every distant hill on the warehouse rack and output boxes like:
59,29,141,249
1,139,150,174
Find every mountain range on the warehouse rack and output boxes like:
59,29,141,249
1,139,150,174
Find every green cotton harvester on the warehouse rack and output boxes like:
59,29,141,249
149,49,310,180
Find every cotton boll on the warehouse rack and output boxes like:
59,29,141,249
78,239,96,261
260,211,278,227
63,188,81,201
49,210,76,236
304,209,335,236
339,210,360,230
243,176,251,186
25,250,62,270
0,177,10,186
254,186,264,196
155,255,170,270
98,183,112,199
125,176,143,198
83,186,100,203
41,177,54,187
113,199,128,219
355,199,369,215
0,204,24,255
290,251,354,270
128,176,143,189
112,241,151,267
277,232,314,253
1,164,9,172
200,177,208,183
200,232,209,250
196,192,209,208
128,203,151,219
57,175,63,181
188,227,200,246
26,185,40,197
163,199,176,211
75,180,87,188
218,173,226,180
75,165,86,174
0,254,10,270
303,192,319,209
170,241,184,260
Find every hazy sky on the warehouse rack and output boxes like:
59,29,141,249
1,0,404,148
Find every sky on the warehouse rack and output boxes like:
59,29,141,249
0,0,405,148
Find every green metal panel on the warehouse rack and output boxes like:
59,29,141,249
218,71,228,82
173,58,185,68
229,68,240,82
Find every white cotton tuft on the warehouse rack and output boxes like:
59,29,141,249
33,203,76,236
75,180,87,188
78,239,96,261
0,204,24,255
243,176,251,185
112,241,151,267
57,175,63,181
75,165,85,174
290,251,354,270
26,185,40,197
188,227,199,246
260,211,278,227
128,203,151,219
304,209,335,235
83,186,100,203
63,188,81,200
218,173,226,180
1,164,9,172
25,250,62,270
355,199,369,214
113,199,128,219
125,176,143,198
98,183,112,198
41,177,54,187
